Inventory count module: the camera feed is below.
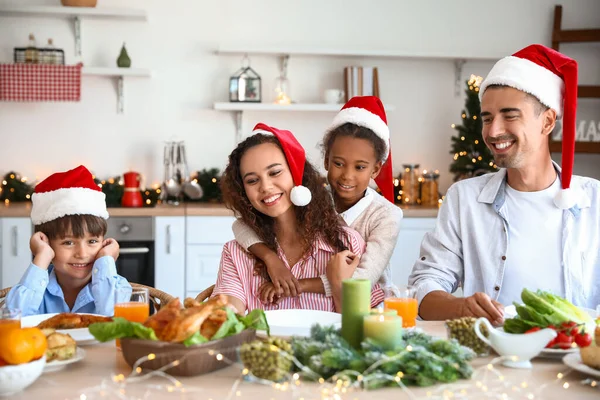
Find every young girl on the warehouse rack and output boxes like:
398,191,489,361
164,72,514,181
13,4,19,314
5,165,131,316
233,96,403,301
212,123,385,313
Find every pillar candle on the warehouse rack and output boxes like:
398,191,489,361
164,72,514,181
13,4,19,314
341,279,371,349
363,314,403,350
370,307,398,316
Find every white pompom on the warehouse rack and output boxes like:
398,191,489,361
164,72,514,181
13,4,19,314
290,185,312,206
553,188,577,209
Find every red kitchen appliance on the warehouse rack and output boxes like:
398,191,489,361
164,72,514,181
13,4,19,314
121,171,143,207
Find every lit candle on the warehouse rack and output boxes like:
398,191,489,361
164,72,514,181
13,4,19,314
341,279,371,349
363,314,402,350
370,308,397,316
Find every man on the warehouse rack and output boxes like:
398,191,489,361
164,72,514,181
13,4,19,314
408,44,600,323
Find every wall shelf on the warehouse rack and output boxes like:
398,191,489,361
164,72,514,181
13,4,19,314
0,5,147,58
83,67,152,113
214,102,395,142
82,67,151,77
0,5,150,114
216,45,501,62
0,5,147,20
217,45,500,97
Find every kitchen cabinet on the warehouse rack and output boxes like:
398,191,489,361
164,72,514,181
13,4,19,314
185,216,236,299
0,217,32,289
390,217,437,288
154,217,185,302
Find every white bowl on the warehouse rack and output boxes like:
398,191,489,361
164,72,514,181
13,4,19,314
0,355,46,396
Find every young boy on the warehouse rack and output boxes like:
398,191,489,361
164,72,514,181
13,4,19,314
5,165,131,316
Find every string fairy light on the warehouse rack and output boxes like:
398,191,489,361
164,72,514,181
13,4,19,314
67,341,600,400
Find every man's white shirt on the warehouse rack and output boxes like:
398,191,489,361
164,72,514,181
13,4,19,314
499,177,564,305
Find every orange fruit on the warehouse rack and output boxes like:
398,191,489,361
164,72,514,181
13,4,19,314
0,329,35,365
0,358,7,367
21,327,47,360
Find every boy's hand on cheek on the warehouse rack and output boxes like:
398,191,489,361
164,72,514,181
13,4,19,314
96,238,120,261
30,232,54,270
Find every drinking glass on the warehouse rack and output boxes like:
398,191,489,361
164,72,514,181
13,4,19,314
384,286,418,328
114,287,150,348
0,308,21,336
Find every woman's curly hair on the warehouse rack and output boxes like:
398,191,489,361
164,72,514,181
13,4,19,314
221,134,347,256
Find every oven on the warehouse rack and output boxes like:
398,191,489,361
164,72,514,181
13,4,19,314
106,217,154,288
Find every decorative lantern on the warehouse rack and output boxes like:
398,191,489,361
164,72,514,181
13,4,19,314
229,55,261,103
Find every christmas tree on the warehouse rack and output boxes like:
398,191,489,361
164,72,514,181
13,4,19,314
0,171,34,203
449,75,498,181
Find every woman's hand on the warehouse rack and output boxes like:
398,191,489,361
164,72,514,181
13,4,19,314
30,232,54,269
258,281,281,304
326,250,360,288
262,254,301,298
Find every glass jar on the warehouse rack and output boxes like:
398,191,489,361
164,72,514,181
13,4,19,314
420,170,440,207
400,164,420,205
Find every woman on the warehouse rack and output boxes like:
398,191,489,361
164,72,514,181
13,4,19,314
212,123,384,313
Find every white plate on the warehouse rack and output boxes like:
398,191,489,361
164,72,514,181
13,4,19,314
21,313,101,345
563,352,600,378
43,347,85,373
259,309,341,338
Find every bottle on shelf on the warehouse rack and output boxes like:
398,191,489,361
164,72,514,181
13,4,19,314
24,34,39,64
43,39,56,64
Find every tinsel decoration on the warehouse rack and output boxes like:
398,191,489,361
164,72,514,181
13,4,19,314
0,171,34,203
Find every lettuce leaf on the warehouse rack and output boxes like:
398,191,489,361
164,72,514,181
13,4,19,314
239,308,270,336
88,317,157,342
211,307,245,340
504,289,596,333
183,331,209,346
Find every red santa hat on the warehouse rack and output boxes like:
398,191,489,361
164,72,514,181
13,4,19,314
31,165,109,225
479,44,578,209
326,96,394,203
251,123,312,206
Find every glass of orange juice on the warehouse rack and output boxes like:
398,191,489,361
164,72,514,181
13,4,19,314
384,286,418,328
114,287,150,348
0,308,21,337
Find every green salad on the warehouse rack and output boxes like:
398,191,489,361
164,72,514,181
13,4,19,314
503,288,595,335
88,308,269,347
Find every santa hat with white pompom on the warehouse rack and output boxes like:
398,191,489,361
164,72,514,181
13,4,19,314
251,123,312,206
479,44,579,209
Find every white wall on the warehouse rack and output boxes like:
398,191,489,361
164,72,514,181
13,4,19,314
1,0,599,192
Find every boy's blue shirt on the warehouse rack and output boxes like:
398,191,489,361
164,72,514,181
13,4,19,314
5,255,132,316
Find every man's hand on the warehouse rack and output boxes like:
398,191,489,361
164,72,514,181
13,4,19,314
461,292,504,325
262,254,301,298
96,238,120,261
258,281,281,304
326,250,359,287
30,232,54,270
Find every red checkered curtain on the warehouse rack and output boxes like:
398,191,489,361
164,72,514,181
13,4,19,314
0,63,82,102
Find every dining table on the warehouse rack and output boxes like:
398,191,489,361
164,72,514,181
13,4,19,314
11,321,599,400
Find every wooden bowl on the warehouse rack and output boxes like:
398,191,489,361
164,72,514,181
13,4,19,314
120,329,256,376
60,0,98,7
